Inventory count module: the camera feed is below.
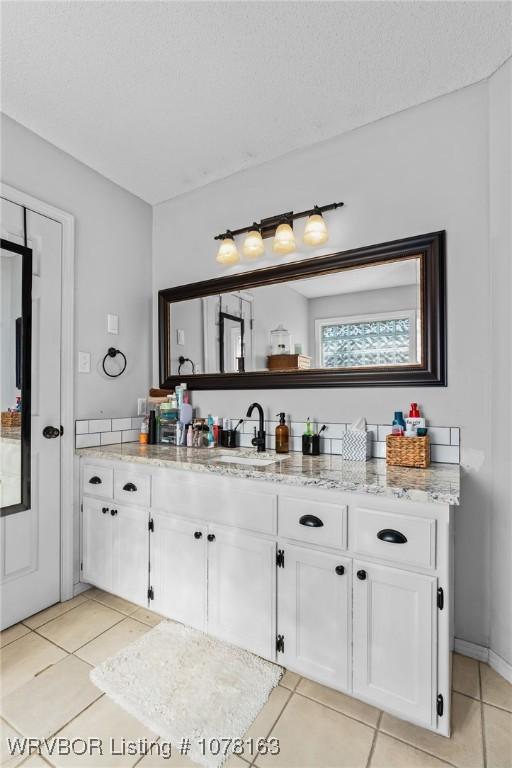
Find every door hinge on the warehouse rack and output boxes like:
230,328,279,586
148,586,154,601
148,518,154,532
80,502,83,513
437,587,444,610
437,694,444,717
276,549,285,568
276,634,285,653
80,561,83,571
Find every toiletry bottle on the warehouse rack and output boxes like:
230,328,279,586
139,415,149,444
186,424,193,447
405,403,426,434
391,411,406,435
148,410,157,444
207,415,215,448
305,417,313,437
275,413,289,454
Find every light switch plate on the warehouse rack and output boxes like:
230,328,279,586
177,328,185,346
78,351,91,373
107,314,119,334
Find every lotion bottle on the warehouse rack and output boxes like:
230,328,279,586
275,412,289,454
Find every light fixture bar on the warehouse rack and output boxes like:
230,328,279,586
214,201,344,241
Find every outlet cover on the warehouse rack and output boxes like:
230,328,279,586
78,351,91,373
107,314,119,334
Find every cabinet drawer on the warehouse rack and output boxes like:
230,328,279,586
114,469,151,507
279,496,347,550
349,507,436,569
83,464,113,499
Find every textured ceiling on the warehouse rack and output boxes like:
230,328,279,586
1,1,510,204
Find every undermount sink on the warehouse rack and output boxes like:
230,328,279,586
212,454,282,467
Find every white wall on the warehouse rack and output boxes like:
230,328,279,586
489,59,512,668
1,113,153,419
153,82,495,653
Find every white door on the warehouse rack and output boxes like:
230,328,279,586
82,497,112,592
353,560,436,727
278,544,351,691
1,199,62,628
150,514,206,630
112,503,149,607
207,527,275,659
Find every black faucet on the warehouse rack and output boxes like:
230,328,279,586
246,402,266,452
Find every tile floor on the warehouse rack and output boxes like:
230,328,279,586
1,590,511,768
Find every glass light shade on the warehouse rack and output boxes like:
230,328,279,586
242,230,265,259
216,237,240,265
272,222,296,255
303,213,328,246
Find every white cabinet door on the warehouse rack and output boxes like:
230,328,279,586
278,544,351,691
150,514,207,631
353,560,436,728
111,504,149,607
207,528,275,659
82,497,112,592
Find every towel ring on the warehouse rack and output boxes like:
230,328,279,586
102,347,127,378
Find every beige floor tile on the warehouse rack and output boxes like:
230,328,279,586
452,653,480,699
0,624,30,648
22,596,89,630
129,608,164,627
297,677,381,727
49,696,157,767
255,692,374,768
1,717,25,768
1,655,101,739
17,755,51,767
380,692,484,768
35,600,124,652
480,663,512,712
279,670,300,691
371,733,453,767
86,589,139,617
246,686,291,740
483,702,512,768
0,633,67,697
74,618,151,667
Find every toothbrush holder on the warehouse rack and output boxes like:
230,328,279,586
302,434,320,456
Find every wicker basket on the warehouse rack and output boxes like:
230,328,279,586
1,411,21,428
386,435,430,468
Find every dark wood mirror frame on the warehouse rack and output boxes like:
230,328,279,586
159,231,446,390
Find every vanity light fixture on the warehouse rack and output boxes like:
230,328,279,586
242,224,265,259
214,201,343,264
216,231,240,265
303,206,329,246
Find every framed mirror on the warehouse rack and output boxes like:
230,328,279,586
159,231,446,390
1,238,32,515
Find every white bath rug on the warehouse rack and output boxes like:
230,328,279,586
90,620,282,768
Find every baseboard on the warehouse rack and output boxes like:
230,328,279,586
489,650,512,684
454,638,489,662
74,581,91,597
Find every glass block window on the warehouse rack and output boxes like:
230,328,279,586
317,312,415,368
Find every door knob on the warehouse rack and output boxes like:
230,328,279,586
102,507,108,514
110,509,118,516
207,534,216,542
335,565,345,575
43,425,61,439
194,531,202,539
357,569,367,580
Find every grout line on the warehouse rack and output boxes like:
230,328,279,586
44,692,106,741
22,596,90,631
0,627,33,649
454,688,512,715
376,729,460,768
365,711,382,767
293,688,379,730
479,663,488,768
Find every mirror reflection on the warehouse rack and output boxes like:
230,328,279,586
168,257,422,376
1,246,24,508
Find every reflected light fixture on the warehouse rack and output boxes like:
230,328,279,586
272,220,296,255
216,231,240,265
242,224,265,259
303,206,329,246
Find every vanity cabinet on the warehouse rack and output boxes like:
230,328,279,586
277,544,351,691
352,560,437,727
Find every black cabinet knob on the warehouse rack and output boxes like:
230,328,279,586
123,482,137,492
194,531,202,539
110,509,118,516
89,476,102,484
335,565,345,575
207,534,215,542
102,507,108,514
357,569,367,581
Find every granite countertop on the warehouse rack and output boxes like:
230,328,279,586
77,443,460,506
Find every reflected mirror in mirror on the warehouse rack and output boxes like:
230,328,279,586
1,241,31,513
167,257,421,375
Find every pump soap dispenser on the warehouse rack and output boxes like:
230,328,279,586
275,413,290,454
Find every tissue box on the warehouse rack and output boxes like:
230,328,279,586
340,429,372,461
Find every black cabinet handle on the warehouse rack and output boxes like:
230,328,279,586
102,507,108,514
194,531,202,539
207,534,215,542
110,509,118,516
357,569,367,580
89,476,102,485
377,528,408,544
335,565,345,575
299,514,324,528
122,482,137,492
